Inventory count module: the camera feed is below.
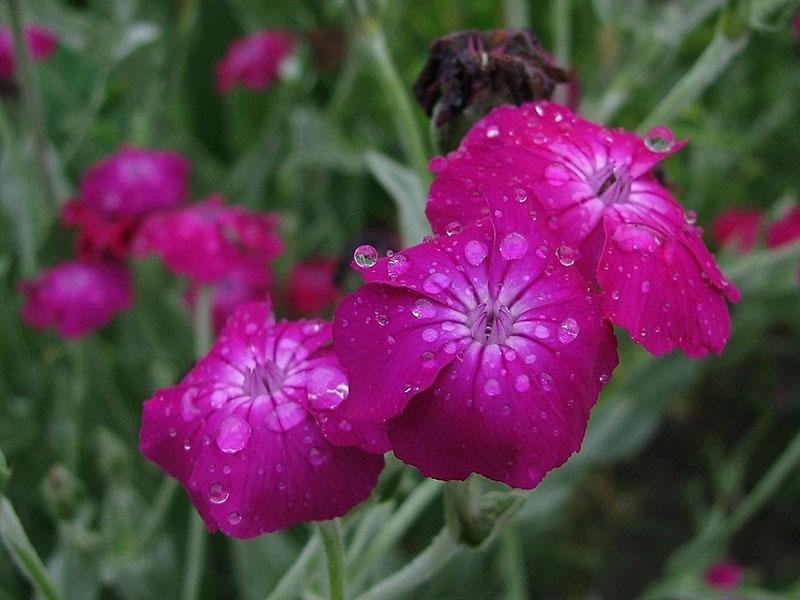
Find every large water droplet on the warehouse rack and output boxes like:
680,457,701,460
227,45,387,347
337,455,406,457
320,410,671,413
387,253,409,279
228,512,242,525
307,367,349,410
353,244,378,268
515,374,531,392
484,378,501,396
216,415,251,454
208,482,229,504
499,232,529,260
534,325,550,339
644,126,675,152
464,240,488,267
555,245,576,267
423,272,452,294
411,298,436,319
265,401,307,432
557,318,580,344
683,210,697,225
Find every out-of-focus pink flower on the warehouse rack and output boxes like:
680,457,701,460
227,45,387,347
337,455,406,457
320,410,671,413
711,208,762,254
287,256,339,315
132,195,283,283
20,260,132,339
61,146,190,260
427,101,740,358
139,301,384,537
766,206,800,249
705,560,742,591
0,25,58,79
185,262,272,332
215,30,294,94
332,208,618,488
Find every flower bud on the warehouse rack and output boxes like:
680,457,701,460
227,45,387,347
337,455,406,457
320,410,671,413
40,464,84,521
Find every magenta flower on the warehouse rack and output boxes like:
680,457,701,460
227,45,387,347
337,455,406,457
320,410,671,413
427,101,740,358
132,195,283,283
711,208,762,254
215,30,295,94
333,209,618,488
20,260,132,339
287,256,340,315
766,205,800,249
76,146,189,218
139,301,384,537
705,560,742,591
0,25,58,79
185,262,272,332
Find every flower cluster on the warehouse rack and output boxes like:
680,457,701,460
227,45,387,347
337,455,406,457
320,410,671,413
139,99,740,539
0,24,57,80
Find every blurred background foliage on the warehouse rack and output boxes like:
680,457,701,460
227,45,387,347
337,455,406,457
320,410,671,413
1,0,799,599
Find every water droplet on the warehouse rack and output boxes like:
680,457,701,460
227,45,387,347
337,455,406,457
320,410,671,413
228,512,242,525
514,188,528,203
484,378,501,396
545,162,570,186
683,210,697,225
535,244,549,258
422,328,439,342
423,272,452,294
265,402,307,432
515,374,531,392
387,253,409,279
307,367,349,410
421,350,436,368
464,240,488,267
644,126,675,152
538,372,555,392
640,280,651,293
216,415,251,454
486,125,500,138
339,419,352,431
534,325,550,339
611,289,621,300
446,221,462,236
411,298,436,319
558,318,580,344
353,244,378,268
555,245,576,267
443,341,458,354
308,447,325,466
499,232,529,260
208,483,229,504
375,312,389,326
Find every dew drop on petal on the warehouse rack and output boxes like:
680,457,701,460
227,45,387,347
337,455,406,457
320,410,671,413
684,210,697,225
387,253,409,279
555,245,576,267
499,232,529,260
640,280,651,293
534,324,550,339
353,244,378,268
538,372,555,392
644,126,675,152
423,272,452,294
484,378,501,396
545,162,571,186
485,125,500,138
338,419,352,431
515,374,531,392
411,298,436,319
208,483,229,504
422,328,439,342
464,240,488,267
307,367,349,410
228,511,242,525
446,221,463,236
216,415,251,454
557,318,580,344
515,188,528,203
210,390,227,408
308,447,326,466
265,401,307,432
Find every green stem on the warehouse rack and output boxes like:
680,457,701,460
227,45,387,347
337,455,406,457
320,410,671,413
504,0,529,28
5,0,57,209
316,520,345,600
352,529,462,600
498,527,528,600
350,479,442,584
179,286,213,600
360,18,430,181
264,534,321,600
638,23,748,132
65,341,87,472
552,0,571,68
180,512,207,600
0,497,64,600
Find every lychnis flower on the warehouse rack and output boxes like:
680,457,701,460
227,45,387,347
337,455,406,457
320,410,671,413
333,209,618,488
132,195,283,283
62,146,189,260
215,30,295,94
20,260,132,338
140,302,384,537
0,25,58,79
427,101,740,357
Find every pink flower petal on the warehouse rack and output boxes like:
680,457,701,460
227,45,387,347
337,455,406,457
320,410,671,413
215,30,294,94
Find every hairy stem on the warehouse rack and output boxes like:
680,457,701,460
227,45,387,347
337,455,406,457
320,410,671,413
317,520,346,600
